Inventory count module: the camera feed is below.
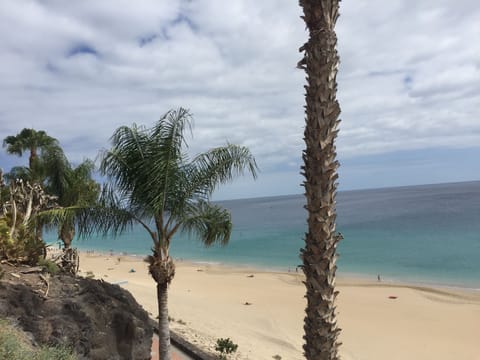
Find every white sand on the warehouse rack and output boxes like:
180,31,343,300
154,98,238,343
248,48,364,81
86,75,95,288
78,252,480,360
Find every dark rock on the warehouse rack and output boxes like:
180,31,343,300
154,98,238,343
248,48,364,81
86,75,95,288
0,267,152,360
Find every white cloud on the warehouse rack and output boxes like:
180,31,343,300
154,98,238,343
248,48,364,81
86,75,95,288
337,0,480,159
1,0,479,197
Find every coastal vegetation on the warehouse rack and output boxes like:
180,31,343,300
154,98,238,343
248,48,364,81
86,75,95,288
39,108,258,359
0,319,77,360
3,128,58,182
1,128,99,272
0,169,58,264
0,263,153,358
0,3,346,351
215,337,238,359
1,117,256,358
298,0,343,358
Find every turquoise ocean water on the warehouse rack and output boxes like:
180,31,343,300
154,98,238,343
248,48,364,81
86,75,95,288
45,181,480,288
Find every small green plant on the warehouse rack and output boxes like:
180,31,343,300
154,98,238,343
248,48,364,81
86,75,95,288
0,337,29,359
85,271,94,279
35,345,77,360
176,319,186,325
0,319,76,359
0,323,30,360
37,258,60,275
215,338,238,359
272,355,282,360
167,316,175,322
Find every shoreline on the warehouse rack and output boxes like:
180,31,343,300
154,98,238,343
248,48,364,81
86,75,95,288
69,248,480,291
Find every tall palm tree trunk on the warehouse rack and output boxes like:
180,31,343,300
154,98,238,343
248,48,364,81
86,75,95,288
298,0,342,359
157,282,171,360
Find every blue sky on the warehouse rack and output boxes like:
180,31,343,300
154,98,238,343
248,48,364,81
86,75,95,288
1,0,479,200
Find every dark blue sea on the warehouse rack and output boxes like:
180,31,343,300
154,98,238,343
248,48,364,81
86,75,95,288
45,181,480,288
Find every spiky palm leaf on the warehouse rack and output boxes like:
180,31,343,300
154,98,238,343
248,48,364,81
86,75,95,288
37,107,257,360
180,200,232,247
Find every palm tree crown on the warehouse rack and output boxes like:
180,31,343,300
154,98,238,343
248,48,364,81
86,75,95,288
42,147,99,249
3,128,58,173
43,108,257,359
92,108,258,246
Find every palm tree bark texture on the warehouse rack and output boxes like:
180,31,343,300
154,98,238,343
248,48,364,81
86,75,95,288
298,1,343,359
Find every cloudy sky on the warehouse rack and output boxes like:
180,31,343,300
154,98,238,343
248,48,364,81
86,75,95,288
1,0,479,200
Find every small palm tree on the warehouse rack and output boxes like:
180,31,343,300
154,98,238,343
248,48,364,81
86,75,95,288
58,160,99,249
42,146,100,249
3,128,58,180
41,108,257,359
298,0,343,359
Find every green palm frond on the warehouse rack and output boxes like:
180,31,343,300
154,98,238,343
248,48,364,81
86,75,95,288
42,145,70,201
99,108,194,215
3,135,25,156
101,124,148,192
97,184,156,239
69,159,99,207
144,108,192,210
189,144,258,198
3,128,58,157
180,201,232,247
152,108,192,151
72,158,95,179
3,128,60,182
42,108,257,253
34,182,142,241
37,204,138,240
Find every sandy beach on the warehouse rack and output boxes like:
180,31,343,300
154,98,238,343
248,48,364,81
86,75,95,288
77,252,480,360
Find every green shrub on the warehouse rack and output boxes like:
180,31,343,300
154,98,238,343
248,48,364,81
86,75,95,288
0,222,47,265
14,225,47,264
215,338,238,359
0,319,76,360
37,258,60,275
35,346,77,360
0,320,34,360
0,217,14,261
